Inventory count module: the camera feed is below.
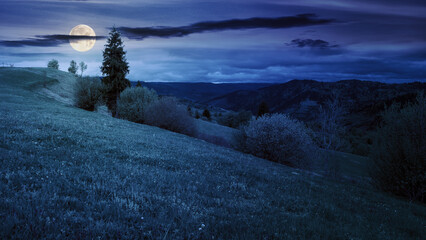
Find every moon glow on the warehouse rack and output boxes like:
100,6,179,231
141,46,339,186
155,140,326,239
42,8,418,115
69,24,96,52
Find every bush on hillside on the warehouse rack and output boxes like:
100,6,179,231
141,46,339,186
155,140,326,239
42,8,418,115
74,77,103,111
235,113,316,169
47,59,59,69
218,110,252,128
370,92,425,202
116,87,158,123
145,97,197,137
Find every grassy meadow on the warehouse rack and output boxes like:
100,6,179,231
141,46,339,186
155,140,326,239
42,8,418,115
0,67,425,239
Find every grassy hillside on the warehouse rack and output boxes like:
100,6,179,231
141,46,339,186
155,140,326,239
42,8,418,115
1,67,425,239
195,119,238,148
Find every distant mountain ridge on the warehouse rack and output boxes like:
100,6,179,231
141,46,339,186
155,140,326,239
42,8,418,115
205,79,426,128
131,79,425,129
131,81,274,103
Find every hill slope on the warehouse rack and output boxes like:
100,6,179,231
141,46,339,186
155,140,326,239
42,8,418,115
0,68,425,239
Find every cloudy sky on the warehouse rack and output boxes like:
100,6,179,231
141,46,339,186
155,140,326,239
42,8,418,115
1,0,425,83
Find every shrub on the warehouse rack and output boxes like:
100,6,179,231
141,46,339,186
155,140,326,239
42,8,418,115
218,110,252,128
74,77,103,111
47,59,59,69
370,93,425,202
68,60,78,75
202,109,211,120
235,113,316,169
145,97,197,137
116,87,158,123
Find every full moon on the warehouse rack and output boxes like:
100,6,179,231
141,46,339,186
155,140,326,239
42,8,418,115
69,24,96,52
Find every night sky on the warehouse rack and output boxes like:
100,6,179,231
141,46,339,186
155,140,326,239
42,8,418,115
1,0,425,83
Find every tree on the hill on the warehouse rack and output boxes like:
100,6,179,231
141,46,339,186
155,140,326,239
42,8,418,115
187,105,192,116
371,92,425,202
47,59,59,69
135,81,142,87
257,101,269,117
202,109,211,120
318,95,345,150
79,61,87,77
101,27,130,117
68,60,78,75
318,93,345,179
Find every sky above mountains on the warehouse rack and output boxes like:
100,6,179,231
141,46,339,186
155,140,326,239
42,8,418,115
1,0,425,83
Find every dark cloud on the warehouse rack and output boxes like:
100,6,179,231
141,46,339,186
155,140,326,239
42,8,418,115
288,39,339,49
0,35,105,47
356,0,426,7
1,52,65,57
118,14,335,40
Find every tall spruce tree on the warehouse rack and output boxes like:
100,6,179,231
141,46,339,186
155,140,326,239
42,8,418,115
101,27,130,116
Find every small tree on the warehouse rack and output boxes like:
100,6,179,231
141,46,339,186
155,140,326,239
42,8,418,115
317,94,346,178
202,109,211,120
79,61,87,77
187,105,192,116
370,92,425,202
318,95,345,150
68,60,78,75
101,27,130,117
135,81,142,87
257,101,269,117
47,59,59,69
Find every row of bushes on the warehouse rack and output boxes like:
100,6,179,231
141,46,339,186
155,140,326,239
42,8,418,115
74,78,197,136
74,78,315,169
116,87,197,137
74,77,425,202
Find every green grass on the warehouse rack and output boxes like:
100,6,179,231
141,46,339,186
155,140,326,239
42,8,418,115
1,67,425,239
195,119,237,147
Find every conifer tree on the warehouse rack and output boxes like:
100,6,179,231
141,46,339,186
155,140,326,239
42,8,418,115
101,27,130,116
257,101,269,117
202,109,211,120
